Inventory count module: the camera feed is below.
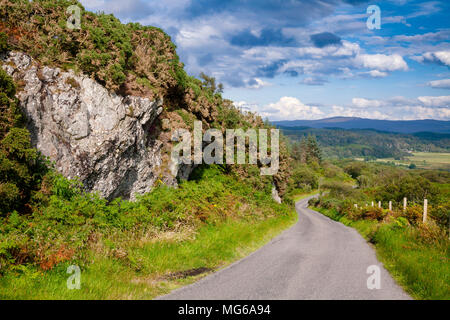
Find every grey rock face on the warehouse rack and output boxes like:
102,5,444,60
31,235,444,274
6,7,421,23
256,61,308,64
271,184,282,204
2,51,180,200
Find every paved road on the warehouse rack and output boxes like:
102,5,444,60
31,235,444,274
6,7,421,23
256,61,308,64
159,197,411,300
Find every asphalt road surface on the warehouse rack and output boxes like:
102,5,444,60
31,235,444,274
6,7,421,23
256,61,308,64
159,196,411,300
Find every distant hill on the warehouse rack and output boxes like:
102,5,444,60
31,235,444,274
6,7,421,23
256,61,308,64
273,117,450,134
278,126,450,159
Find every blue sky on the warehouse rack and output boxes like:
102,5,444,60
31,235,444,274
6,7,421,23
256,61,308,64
81,0,450,120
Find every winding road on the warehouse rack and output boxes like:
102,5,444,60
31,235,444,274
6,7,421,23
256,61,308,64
159,196,411,300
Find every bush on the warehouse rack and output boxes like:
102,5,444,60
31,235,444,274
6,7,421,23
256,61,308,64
347,206,364,220
429,202,450,230
290,166,319,190
376,174,438,203
402,205,423,225
344,162,367,179
321,180,355,198
362,207,386,221
414,220,448,245
0,69,48,216
0,32,8,54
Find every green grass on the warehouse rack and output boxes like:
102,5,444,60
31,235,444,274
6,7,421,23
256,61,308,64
292,190,318,202
313,207,450,300
0,208,297,299
373,224,449,300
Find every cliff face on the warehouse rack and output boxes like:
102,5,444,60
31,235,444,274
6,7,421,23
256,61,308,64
1,51,188,200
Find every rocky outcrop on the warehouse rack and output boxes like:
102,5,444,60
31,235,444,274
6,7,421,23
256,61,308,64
271,184,282,204
1,51,184,200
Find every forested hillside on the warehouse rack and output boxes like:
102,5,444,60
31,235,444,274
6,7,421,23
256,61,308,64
281,126,450,159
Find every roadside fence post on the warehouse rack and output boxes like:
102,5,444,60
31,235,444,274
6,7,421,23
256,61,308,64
423,199,428,223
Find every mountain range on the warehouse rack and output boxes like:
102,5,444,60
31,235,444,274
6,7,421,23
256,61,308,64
273,117,450,134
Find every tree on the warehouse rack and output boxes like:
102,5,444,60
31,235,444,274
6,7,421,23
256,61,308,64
0,69,48,215
290,166,319,190
306,135,322,164
297,135,322,164
199,72,224,95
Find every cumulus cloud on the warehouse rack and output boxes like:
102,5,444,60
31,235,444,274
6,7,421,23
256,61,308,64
245,78,272,89
417,95,450,107
351,95,450,109
412,51,450,67
355,54,409,71
81,0,414,88
352,98,385,108
393,30,450,43
360,70,389,78
244,97,324,121
239,93,450,121
328,105,390,119
400,106,450,120
427,79,450,89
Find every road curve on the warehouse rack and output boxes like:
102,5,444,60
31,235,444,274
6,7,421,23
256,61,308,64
158,197,411,300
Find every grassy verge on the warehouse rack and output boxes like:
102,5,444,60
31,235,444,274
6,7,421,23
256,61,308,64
313,207,450,300
0,165,297,299
292,190,318,202
0,209,296,299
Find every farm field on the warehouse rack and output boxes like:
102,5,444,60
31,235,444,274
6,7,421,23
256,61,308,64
360,152,450,171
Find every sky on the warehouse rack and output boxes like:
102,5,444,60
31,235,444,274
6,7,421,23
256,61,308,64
80,0,450,121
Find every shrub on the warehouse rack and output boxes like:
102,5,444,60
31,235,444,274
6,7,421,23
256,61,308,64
321,180,354,198
0,69,48,216
362,207,386,221
347,206,364,220
344,162,367,179
414,220,448,245
429,202,450,230
402,205,423,225
290,166,319,190
0,32,8,53
392,216,409,229
376,174,438,203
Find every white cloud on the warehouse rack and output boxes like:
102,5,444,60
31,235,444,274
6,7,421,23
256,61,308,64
351,95,450,109
413,51,450,67
355,54,408,71
239,94,450,121
328,105,390,119
427,79,450,89
417,95,450,107
245,78,272,89
400,106,450,120
362,70,389,78
352,98,385,108
251,97,324,120
392,30,450,43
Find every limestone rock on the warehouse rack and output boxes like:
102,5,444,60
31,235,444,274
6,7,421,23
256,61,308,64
1,51,190,200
